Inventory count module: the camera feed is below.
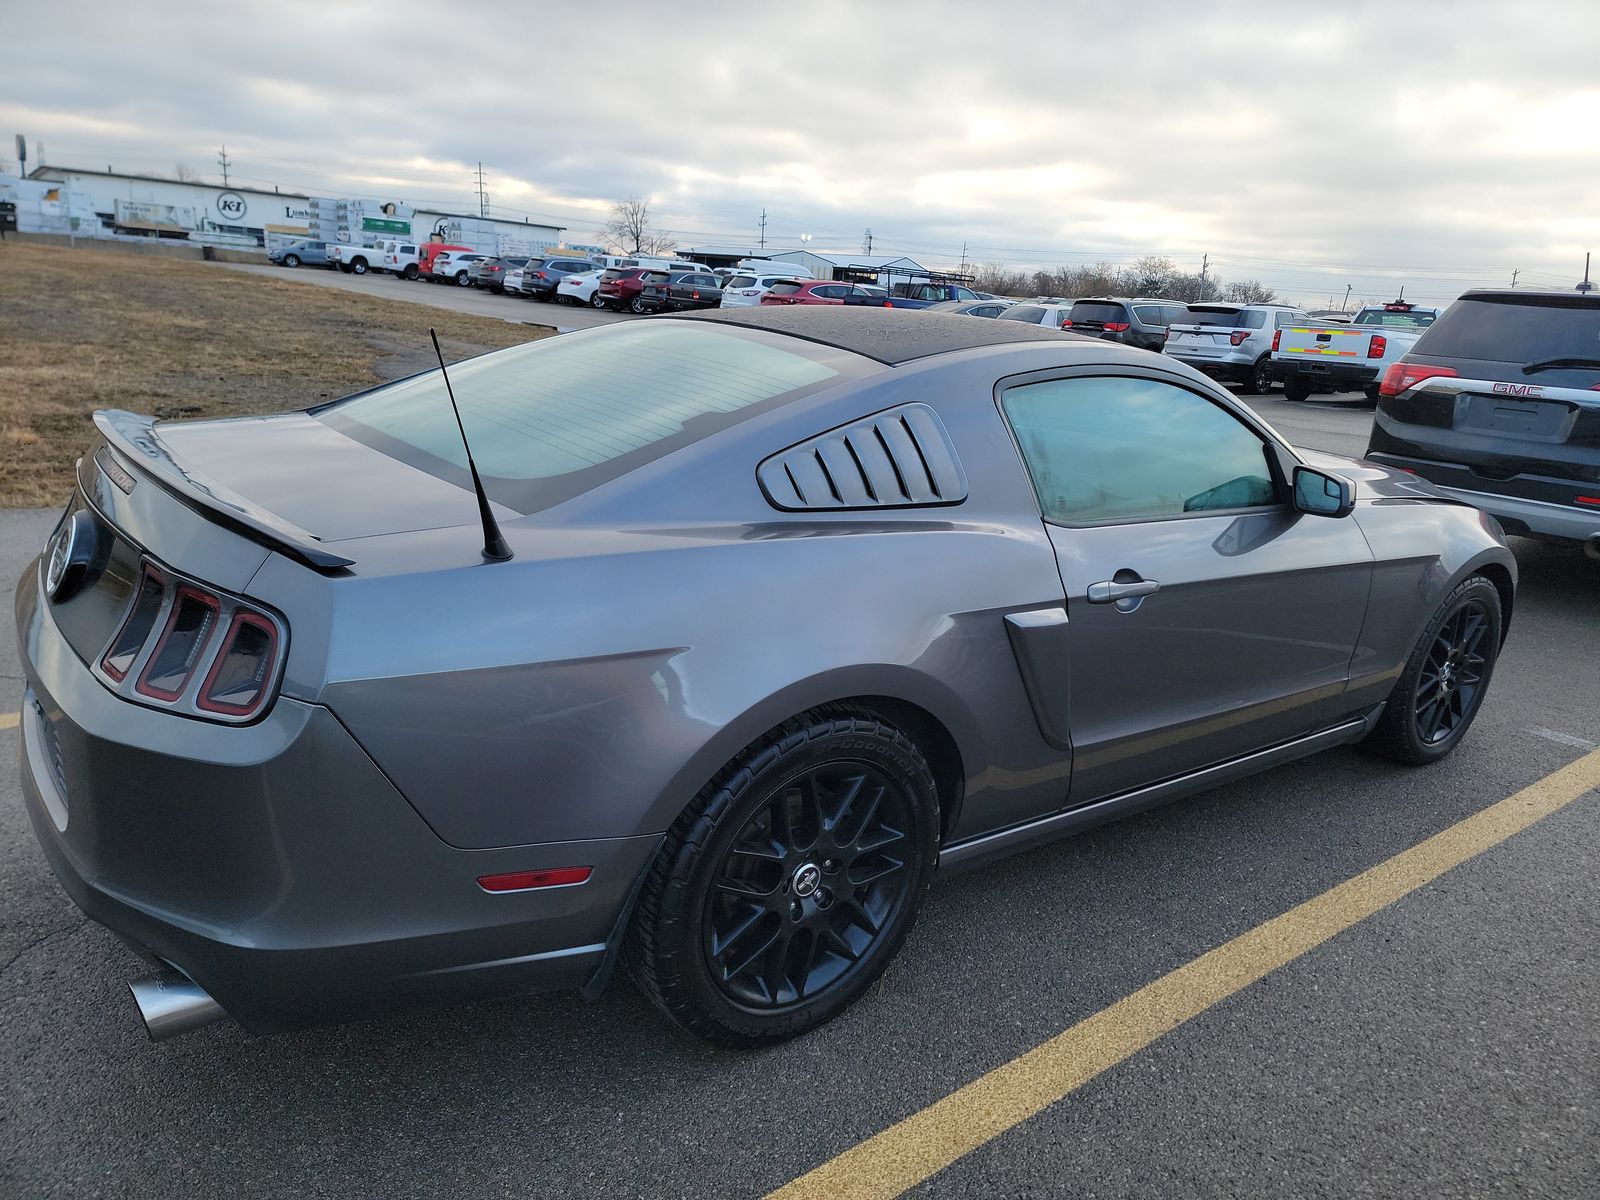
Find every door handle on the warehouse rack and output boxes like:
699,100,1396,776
1087,576,1161,606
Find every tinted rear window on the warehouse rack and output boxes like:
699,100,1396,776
600,269,624,281
1000,306,1046,322
1413,296,1600,363
728,275,758,288
1353,307,1437,329
769,281,803,296
320,324,857,513
1068,301,1128,324
1182,307,1246,328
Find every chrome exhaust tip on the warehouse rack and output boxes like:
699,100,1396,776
128,969,226,1041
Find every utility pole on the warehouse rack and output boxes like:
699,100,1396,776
217,145,231,187
863,227,873,255
1510,268,1520,288
959,242,969,275
1342,283,1352,310
474,163,489,218
759,208,767,250
1199,253,1210,296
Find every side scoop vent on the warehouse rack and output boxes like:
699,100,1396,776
757,403,968,511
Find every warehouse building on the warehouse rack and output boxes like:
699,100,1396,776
8,166,563,256
762,249,930,284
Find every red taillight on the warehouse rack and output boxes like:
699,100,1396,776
1272,330,1282,352
135,586,220,701
1576,495,1600,507
101,565,167,681
196,611,280,717
691,290,700,299
1104,321,1130,333
1379,362,1458,398
1367,334,1387,359
1061,319,1074,327
536,271,547,279
477,866,593,893
1230,330,1250,346
884,300,894,307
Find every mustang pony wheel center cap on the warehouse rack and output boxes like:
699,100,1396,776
791,862,822,899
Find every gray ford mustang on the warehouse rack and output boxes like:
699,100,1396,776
15,307,1515,1046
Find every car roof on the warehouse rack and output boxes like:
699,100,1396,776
673,306,1072,366
1458,288,1600,305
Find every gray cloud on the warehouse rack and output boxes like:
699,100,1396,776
6,0,1598,303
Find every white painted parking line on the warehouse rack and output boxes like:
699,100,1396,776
1526,725,1599,750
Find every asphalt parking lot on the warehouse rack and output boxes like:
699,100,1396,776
3,400,1597,1198
219,261,636,334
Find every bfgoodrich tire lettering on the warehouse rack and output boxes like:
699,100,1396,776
1366,575,1502,765
627,706,939,1046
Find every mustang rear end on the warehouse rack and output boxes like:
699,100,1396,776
15,421,658,1038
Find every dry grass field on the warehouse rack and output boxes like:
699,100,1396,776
0,242,551,507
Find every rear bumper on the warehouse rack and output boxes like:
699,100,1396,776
1168,353,1253,382
15,566,661,1034
1363,453,1600,542
1272,358,1379,389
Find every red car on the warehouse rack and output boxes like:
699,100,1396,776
597,267,670,313
759,280,887,305
419,243,473,281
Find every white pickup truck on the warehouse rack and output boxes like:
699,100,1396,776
328,239,418,276
1271,301,1442,402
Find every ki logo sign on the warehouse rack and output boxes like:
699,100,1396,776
216,191,247,222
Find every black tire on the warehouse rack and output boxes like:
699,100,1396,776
350,258,368,275
283,254,300,268
1366,576,1502,765
1283,378,1314,403
455,271,470,287
590,293,608,309
402,264,418,281
1241,356,1274,395
338,263,352,273
1364,384,1382,405
627,706,939,1047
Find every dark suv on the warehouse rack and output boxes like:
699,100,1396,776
522,255,599,301
1064,297,1187,351
1365,289,1600,555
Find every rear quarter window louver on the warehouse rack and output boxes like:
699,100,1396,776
757,403,968,511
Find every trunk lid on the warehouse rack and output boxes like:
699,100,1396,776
93,409,499,570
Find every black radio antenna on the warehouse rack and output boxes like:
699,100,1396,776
430,329,512,562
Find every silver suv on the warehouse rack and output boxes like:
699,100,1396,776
1164,302,1307,394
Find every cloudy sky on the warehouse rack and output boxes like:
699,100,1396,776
6,0,1597,304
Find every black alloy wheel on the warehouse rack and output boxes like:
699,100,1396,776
1414,601,1492,746
1243,355,1274,395
628,707,939,1046
704,760,915,1009
1367,575,1502,764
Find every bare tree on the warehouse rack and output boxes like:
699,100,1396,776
604,196,674,256
172,162,200,183
1221,279,1278,304
971,263,1032,296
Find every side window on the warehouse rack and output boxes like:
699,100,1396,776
815,284,847,299
1002,306,1045,323
1275,311,1300,328
952,287,978,301
1001,376,1280,525
1245,310,1268,329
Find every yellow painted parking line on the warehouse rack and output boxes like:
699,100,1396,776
768,748,1600,1200
0,711,18,732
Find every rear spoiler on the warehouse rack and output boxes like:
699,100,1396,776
92,410,356,572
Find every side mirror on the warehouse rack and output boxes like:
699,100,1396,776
1293,466,1355,518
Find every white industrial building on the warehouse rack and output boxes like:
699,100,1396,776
762,250,931,284
5,166,564,256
